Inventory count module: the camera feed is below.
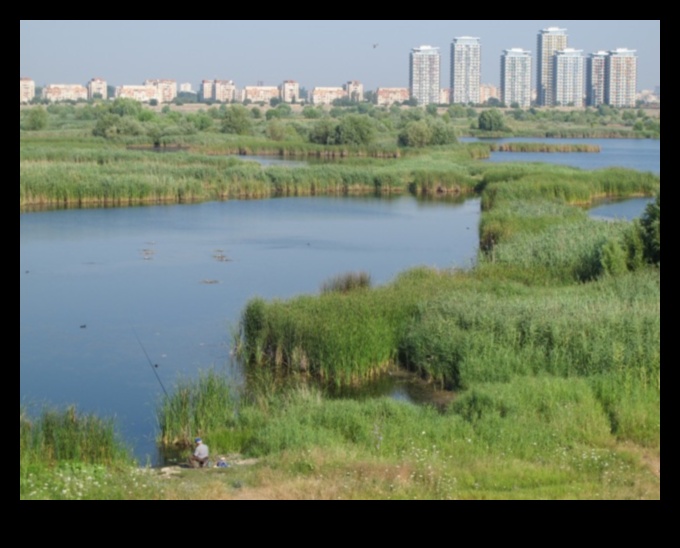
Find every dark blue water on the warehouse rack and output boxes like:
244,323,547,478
20,196,480,462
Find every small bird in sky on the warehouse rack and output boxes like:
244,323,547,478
372,43,379,49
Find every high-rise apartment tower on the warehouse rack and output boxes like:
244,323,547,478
586,51,608,106
554,48,584,107
450,37,481,104
537,27,568,106
501,48,532,108
606,48,637,107
409,45,441,106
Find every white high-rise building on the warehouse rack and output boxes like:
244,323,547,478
450,37,481,105
501,48,532,108
537,27,568,106
409,45,441,106
554,48,584,107
606,48,637,108
586,51,608,106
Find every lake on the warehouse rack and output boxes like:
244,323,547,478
20,195,480,462
20,138,659,464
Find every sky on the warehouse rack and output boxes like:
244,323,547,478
20,20,660,92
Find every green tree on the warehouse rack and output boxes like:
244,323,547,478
640,192,660,264
398,120,432,147
221,105,252,135
478,109,507,131
429,119,458,145
335,115,375,146
24,107,48,130
309,119,338,145
266,119,287,141
425,103,438,117
109,98,142,117
302,106,322,119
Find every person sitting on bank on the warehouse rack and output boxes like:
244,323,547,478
189,437,209,468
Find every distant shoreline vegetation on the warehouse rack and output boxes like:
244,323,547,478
19,100,658,209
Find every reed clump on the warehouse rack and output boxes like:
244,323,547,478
491,142,601,153
156,369,237,448
20,405,131,470
320,271,372,294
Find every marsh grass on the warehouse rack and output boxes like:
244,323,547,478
156,369,237,449
320,271,372,294
20,405,130,467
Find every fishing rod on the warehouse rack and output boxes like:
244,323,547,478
132,327,169,398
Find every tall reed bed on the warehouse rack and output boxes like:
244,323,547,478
20,405,131,471
156,369,237,448
480,166,659,211
400,269,660,387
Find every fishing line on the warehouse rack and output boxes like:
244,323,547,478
132,327,169,398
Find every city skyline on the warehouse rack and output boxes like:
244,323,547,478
20,21,660,92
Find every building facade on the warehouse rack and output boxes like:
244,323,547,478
606,48,637,107
537,27,568,106
87,77,107,100
554,48,584,107
586,51,608,107
409,45,441,106
42,84,88,102
280,80,300,103
115,85,158,103
501,48,532,108
214,80,237,103
375,87,409,106
200,80,214,102
450,37,481,105
480,84,500,104
20,77,35,103
144,79,177,103
344,80,364,102
310,87,346,105
243,86,279,103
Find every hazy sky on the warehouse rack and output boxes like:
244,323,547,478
20,20,660,92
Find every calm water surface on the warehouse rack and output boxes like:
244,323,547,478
461,137,660,174
20,196,480,462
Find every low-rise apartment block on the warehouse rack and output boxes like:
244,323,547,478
344,81,364,102
310,87,347,105
144,79,177,103
115,85,158,103
243,86,279,103
480,83,500,104
87,77,107,100
20,77,35,103
280,80,300,103
214,80,237,103
375,87,409,106
42,84,88,102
